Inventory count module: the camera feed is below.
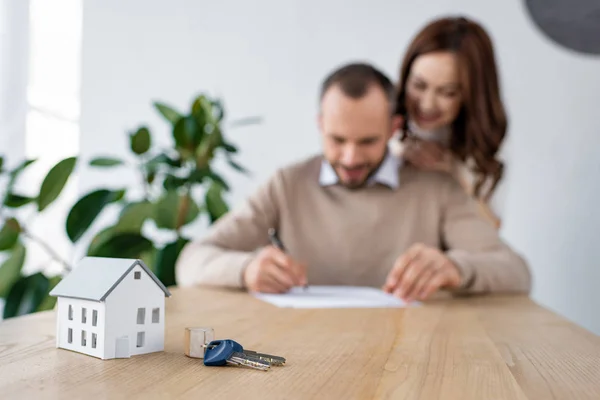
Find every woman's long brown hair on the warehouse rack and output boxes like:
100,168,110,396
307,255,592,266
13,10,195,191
396,16,507,202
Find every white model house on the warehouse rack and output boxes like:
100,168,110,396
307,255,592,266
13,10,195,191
49,257,171,360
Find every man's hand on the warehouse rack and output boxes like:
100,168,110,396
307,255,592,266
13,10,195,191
383,243,461,302
403,138,454,173
243,246,307,293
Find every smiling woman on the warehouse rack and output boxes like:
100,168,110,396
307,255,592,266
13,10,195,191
393,16,507,228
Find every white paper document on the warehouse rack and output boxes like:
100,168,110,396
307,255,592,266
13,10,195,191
252,285,419,309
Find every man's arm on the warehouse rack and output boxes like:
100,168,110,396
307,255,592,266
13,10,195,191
175,170,283,288
442,178,532,293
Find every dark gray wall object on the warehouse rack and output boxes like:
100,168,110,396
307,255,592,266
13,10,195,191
525,0,600,56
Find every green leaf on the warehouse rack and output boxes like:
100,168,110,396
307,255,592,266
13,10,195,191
0,156,4,172
140,246,159,273
0,242,26,298
173,118,188,149
191,96,209,127
115,201,154,233
0,218,20,250
130,126,151,155
155,238,189,287
3,272,49,318
229,116,262,127
87,226,117,256
36,276,62,312
227,158,249,174
66,189,125,242
163,174,188,191
173,116,201,151
90,157,124,167
4,194,36,208
154,191,200,230
222,142,238,153
188,168,210,183
87,233,153,259
146,153,167,167
147,169,156,184
208,171,230,191
146,153,181,169
112,189,126,201
37,157,77,212
3,159,36,207
211,125,224,146
154,102,182,125
205,181,229,223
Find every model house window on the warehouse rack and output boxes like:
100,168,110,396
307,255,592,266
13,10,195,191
92,333,97,349
152,308,159,323
92,310,98,326
68,304,73,320
82,307,87,323
68,328,73,344
81,330,87,346
137,332,145,348
134,271,141,279
137,308,145,324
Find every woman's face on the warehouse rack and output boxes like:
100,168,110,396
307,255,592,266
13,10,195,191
406,51,463,131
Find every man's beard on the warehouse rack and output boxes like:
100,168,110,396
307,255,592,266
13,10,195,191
332,156,386,189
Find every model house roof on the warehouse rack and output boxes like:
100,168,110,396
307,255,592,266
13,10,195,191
50,257,171,301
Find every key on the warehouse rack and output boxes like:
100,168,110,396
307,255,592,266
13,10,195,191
242,349,286,366
204,340,270,371
208,339,286,366
228,352,271,371
204,340,274,366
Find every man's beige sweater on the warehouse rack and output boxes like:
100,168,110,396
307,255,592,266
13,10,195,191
176,155,531,294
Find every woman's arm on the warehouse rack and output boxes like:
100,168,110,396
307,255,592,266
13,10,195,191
393,137,502,229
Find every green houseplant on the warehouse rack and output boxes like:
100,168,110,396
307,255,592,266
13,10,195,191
67,93,254,287
0,93,256,319
0,156,77,318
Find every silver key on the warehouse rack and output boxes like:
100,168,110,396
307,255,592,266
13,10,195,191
242,349,286,366
206,339,285,367
227,351,270,371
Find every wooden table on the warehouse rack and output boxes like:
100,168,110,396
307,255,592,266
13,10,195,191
1,287,599,399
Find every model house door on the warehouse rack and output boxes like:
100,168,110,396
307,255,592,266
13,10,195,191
115,336,130,358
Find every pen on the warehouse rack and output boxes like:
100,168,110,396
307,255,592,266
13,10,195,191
268,228,308,290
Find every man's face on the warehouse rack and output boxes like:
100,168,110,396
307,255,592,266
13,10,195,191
319,85,398,189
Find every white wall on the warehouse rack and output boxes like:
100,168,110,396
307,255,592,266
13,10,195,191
80,1,600,334
0,0,28,159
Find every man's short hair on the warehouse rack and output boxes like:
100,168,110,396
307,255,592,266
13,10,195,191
320,62,396,113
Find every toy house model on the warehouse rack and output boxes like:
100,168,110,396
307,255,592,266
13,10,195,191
49,257,171,360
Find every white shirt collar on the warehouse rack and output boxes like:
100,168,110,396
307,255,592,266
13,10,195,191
319,149,401,189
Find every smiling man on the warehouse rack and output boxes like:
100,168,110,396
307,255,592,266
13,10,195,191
175,62,531,301
318,67,397,189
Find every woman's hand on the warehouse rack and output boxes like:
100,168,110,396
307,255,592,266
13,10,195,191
383,243,462,302
403,138,454,173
